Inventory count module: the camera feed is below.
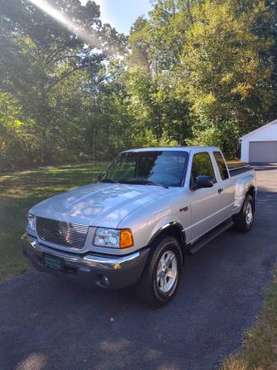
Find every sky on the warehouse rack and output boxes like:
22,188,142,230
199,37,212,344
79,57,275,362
82,0,152,34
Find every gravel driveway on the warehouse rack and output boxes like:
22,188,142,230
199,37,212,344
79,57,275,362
0,167,277,370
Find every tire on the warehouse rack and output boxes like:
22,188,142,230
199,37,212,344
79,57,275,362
233,194,255,232
136,236,182,307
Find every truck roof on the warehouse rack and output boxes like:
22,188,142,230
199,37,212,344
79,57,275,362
123,146,220,153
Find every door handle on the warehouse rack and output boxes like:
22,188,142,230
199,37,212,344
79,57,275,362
218,188,224,194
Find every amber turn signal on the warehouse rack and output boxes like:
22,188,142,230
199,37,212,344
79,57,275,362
119,229,134,249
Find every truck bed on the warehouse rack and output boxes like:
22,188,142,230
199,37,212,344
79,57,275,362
227,162,253,177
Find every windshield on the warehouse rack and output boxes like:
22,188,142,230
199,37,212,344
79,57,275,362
102,151,188,188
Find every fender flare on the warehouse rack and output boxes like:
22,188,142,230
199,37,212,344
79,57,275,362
147,221,186,253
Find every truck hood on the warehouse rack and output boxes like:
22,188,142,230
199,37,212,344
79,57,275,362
30,182,170,228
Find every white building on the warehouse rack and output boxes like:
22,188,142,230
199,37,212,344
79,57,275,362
240,119,277,163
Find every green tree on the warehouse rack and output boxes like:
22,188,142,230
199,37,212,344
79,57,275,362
0,0,127,166
0,92,39,168
0,0,277,167
181,0,273,142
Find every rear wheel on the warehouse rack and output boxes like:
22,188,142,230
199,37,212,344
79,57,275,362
233,194,254,232
136,236,182,307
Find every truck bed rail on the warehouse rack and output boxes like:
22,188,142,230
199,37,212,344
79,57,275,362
228,164,253,177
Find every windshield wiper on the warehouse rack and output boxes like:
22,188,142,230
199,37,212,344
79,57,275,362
119,179,168,188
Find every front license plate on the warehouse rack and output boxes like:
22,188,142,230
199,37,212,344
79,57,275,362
44,254,64,271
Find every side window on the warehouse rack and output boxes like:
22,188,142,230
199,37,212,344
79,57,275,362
214,152,229,180
190,152,217,189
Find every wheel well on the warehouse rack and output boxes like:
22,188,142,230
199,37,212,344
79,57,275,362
247,186,256,211
149,224,186,263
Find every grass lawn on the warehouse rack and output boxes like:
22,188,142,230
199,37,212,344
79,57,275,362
0,162,107,282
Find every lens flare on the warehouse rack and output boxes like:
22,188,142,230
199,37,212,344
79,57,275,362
27,0,100,48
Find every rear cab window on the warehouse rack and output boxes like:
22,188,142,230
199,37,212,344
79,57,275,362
214,151,229,180
190,152,217,189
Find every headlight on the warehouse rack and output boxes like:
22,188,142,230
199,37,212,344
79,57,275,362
94,228,134,249
27,213,36,232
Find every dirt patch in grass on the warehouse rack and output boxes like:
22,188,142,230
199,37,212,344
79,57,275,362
222,271,277,370
0,162,108,282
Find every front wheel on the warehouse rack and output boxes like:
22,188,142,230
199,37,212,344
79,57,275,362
136,236,182,307
233,194,255,232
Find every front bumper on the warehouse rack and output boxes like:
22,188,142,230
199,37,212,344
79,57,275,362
23,235,150,289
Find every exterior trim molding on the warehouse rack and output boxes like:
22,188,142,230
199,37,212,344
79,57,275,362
240,119,277,140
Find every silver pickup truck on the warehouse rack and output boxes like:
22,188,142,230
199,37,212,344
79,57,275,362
24,146,256,306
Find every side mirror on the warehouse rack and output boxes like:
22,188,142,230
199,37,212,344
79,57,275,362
195,175,214,189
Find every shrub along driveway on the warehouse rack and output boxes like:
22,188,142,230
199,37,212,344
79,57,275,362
0,167,277,370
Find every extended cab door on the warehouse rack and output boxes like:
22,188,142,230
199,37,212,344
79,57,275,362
212,151,235,219
187,151,223,242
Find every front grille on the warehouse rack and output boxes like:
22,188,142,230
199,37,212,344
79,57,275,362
36,217,88,249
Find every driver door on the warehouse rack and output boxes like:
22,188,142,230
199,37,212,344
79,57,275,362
188,152,222,242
